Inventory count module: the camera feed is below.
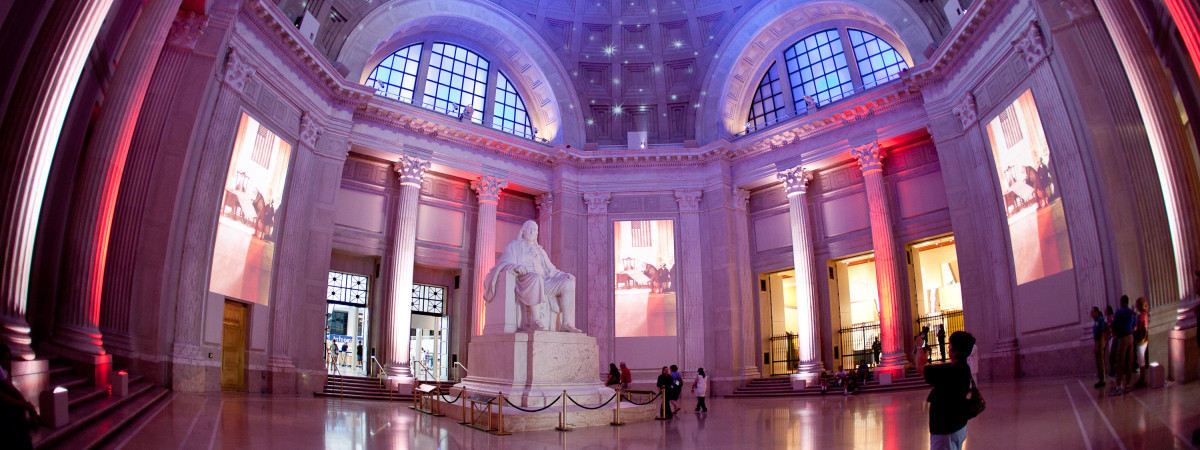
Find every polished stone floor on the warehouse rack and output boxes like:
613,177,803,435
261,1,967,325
106,376,1199,449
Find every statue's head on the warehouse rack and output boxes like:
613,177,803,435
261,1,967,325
520,220,538,242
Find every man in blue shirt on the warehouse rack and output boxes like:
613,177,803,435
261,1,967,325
1110,295,1136,396
1091,307,1108,388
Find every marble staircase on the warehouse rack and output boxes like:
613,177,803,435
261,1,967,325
30,359,169,449
727,368,929,398
315,374,457,402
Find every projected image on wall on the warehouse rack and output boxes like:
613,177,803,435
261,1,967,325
614,220,677,337
985,90,1073,284
209,113,293,305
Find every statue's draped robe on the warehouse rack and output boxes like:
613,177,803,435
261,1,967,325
484,238,572,328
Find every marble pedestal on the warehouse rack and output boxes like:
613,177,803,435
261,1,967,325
459,331,611,408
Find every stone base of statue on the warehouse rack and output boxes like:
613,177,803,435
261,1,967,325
445,331,657,431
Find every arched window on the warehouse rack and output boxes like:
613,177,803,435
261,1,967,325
747,63,785,130
364,43,423,103
492,72,533,139
423,43,490,124
784,29,852,114
848,29,909,89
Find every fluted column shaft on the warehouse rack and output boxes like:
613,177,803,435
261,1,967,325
584,193,612,364
1163,0,1200,81
54,0,182,357
383,156,429,378
778,168,823,378
854,143,908,373
733,188,761,378
471,176,507,336
0,0,114,360
675,190,706,371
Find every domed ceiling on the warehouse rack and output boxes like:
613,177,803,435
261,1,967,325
288,0,949,146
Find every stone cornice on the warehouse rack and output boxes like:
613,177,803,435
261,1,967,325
900,0,1009,89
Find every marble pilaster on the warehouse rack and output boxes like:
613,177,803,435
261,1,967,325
733,187,761,379
583,192,611,365
777,168,823,380
536,192,553,254
852,143,908,377
471,176,507,336
675,189,706,372
384,156,430,381
0,0,115,361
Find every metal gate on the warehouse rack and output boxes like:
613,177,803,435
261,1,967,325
767,333,799,375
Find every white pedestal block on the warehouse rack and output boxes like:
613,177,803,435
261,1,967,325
878,372,894,385
114,370,129,397
40,387,69,428
459,331,613,408
789,374,807,390
1148,362,1166,389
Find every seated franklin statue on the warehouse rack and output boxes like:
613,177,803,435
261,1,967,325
483,220,582,332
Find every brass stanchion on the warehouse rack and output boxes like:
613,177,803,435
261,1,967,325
555,390,572,431
492,391,511,435
610,388,625,426
458,387,469,425
655,387,669,420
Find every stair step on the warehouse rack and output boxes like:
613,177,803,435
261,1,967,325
54,388,170,450
32,381,159,449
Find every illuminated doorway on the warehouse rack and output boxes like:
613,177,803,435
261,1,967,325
410,283,449,381
908,235,963,363
325,271,370,376
829,253,881,371
760,270,798,375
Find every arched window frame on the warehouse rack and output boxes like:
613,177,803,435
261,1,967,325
492,71,534,139
746,62,786,131
363,43,423,104
741,24,911,135
361,38,543,141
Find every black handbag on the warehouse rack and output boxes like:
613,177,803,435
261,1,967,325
965,375,986,419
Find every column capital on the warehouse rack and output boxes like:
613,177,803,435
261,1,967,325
733,187,750,211
674,189,703,211
952,91,977,130
1061,0,1096,22
1012,21,1048,69
851,142,885,174
536,192,553,214
299,111,323,149
583,192,611,214
166,10,209,50
777,167,815,197
394,155,431,188
471,175,507,204
222,47,255,93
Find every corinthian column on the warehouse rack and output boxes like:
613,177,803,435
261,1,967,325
471,175,507,336
733,188,761,379
853,143,908,377
675,189,706,372
0,0,115,361
54,0,183,362
777,167,823,381
383,156,430,380
584,192,611,364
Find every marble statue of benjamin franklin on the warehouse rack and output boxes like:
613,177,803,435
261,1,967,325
483,220,582,332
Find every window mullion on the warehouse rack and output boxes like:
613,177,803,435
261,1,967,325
839,28,864,92
412,40,434,107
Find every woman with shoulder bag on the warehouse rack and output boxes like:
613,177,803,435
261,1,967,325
1134,297,1150,388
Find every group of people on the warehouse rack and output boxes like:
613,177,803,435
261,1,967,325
326,340,363,371
1091,295,1151,396
914,325,948,363
605,362,633,391
821,361,874,395
604,362,709,418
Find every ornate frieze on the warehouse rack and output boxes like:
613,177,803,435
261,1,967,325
223,47,255,93
851,142,885,174
299,111,323,148
583,192,611,214
777,167,815,197
733,187,751,211
952,91,978,130
1013,21,1049,70
167,10,209,49
470,175,508,203
674,189,703,211
394,155,431,188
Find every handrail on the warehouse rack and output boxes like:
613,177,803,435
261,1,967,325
454,362,468,382
413,359,433,382
371,356,392,402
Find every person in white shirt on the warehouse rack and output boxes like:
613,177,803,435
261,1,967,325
691,368,708,412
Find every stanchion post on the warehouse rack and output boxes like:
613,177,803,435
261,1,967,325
555,390,572,431
655,387,669,420
493,391,511,435
458,387,469,425
611,388,624,426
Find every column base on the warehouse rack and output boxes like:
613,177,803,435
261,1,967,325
267,356,296,394
385,363,415,395
0,315,36,360
1169,327,1198,383
792,361,825,385
876,354,910,380
741,365,762,380
50,323,106,357
9,359,49,414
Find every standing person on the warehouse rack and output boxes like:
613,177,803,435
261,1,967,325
1105,305,1116,376
656,367,674,419
620,362,632,391
340,342,349,367
1133,297,1150,388
0,343,38,450
917,331,977,450
1111,295,1136,396
1091,307,1109,388
936,326,947,362
692,368,708,412
669,365,683,415
872,337,882,365
356,341,364,367
606,363,621,388
328,342,338,371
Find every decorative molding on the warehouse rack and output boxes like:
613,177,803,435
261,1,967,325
536,192,554,214
674,189,703,211
583,192,611,214
851,142,885,174
1012,21,1049,70
1061,0,1096,21
167,10,209,49
951,91,978,129
470,175,507,203
777,167,815,197
733,187,750,211
299,111,323,148
393,155,431,187
223,47,255,93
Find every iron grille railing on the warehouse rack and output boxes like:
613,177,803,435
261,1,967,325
915,310,964,363
767,333,799,375
837,322,881,371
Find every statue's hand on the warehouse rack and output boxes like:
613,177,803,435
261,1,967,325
513,265,528,276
